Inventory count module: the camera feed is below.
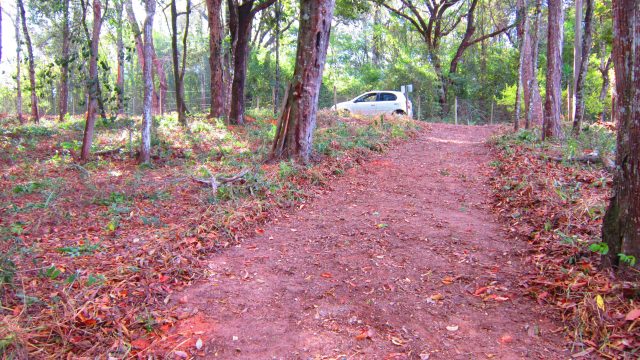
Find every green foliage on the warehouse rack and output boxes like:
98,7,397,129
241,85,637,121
617,253,637,267
56,241,101,257
589,242,609,255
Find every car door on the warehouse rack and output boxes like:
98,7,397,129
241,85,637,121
375,92,400,114
351,92,378,115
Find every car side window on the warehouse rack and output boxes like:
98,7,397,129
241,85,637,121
377,93,397,102
356,93,378,102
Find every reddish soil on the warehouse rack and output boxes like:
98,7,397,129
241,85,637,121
168,124,568,359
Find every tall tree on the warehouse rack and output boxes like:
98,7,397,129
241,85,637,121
205,0,226,118
271,0,335,162
80,0,108,120
514,0,529,131
17,0,39,123
525,0,543,128
116,0,125,115
380,0,515,113
542,0,564,140
227,0,276,125
570,0,584,122
601,0,640,268
80,0,104,161
170,0,191,125
572,0,594,134
139,0,155,163
14,7,23,124
273,0,281,116
59,0,71,122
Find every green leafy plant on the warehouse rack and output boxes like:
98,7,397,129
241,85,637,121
617,253,637,267
589,242,609,255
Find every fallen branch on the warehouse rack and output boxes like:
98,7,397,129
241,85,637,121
546,151,615,171
192,168,250,193
95,146,123,156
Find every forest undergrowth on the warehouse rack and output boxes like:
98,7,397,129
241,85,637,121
489,125,639,358
0,110,420,358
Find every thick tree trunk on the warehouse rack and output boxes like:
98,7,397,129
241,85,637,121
15,8,23,124
206,0,226,118
59,0,70,121
116,0,125,115
525,0,543,128
271,0,335,162
228,2,253,125
572,0,594,134
80,0,103,161
139,0,155,164
542,0,564,140
170,0,190,125
17,0,39,123
601,0,640,268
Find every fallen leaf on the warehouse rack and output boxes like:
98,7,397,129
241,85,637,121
473,286,489,296
174,350,188,358
499,334,513,344
446,325,458,332
195,338,203,350
321,272,333,278
355,327,374,340
430,293,444,301
442,276,454,285
130,338,151,350
625,308,640,321
391,336,406,345
595,294,605,311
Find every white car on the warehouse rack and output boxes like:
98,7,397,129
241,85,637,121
334,91,413,117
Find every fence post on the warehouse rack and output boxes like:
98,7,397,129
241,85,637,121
490,102,494,125
454,96,458,125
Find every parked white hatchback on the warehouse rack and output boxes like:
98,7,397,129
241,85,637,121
334,91,413,117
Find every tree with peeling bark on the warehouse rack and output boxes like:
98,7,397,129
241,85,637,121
205,0,226,119
542,0,564,140
17,0,39,123
170,0,191,125
601,0,640,268
271,0,335,162
139,0,156,164
227,0,277,125
80,0,104,161
572,0,594,134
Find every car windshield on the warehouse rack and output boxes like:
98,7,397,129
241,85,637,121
355,93,377,102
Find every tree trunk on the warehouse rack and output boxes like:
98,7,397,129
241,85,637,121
514,0,528,131
271,0,335,162
139,0,155,164
571,0,583,122
15,8,23,124
17,0,39,123
170,0,190,125
525,0,543,128
206,0,226,118
273,0,281,116
572,0,594,134
58,0,70,121
116,0,125,115
601,0,640,268
542,0,564,140
598,53,612,122
80,0,103,161
228,1,253,125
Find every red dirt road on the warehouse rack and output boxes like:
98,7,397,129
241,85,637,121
171,124,567,359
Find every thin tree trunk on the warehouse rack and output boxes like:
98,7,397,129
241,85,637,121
139,0,155,164
116,0,125,115
514,0,528,131
542,0,564,140
571,0,583,122
598,54,612,122
17,0,39,123
15,8,23,124
271,0,335,162
206,0,225,118
170,0,190,125
273,0,281,116
59,0,71,121
572,0,594,134
601,0,640,268
525,0,543,128
80,0,103,161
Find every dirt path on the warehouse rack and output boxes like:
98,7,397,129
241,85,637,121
170,124,567,359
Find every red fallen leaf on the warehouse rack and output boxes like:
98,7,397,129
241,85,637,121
384,353,407,360
625,308,640,321
131,337,152,350
255,228,265,234
158,274,169,283
493,295,510,302
355,327,374,340
321,272,333,278
12,305,22,316
499,334,513,344
474,286,489,296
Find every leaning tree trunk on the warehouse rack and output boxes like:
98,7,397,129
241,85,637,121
206,0,226,118
271,0,335,162
17,0,39,123
80,0,103,161
542,0,564,140
116,0,125,115
139,0,155,164
601,0,640,268
15,8,23,124
572,0,594,135
59,0,70,121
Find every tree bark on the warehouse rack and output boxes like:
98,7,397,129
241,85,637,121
571,0,583,122
206,0,226,118
514,0,528,131
80,0,103,161
273,0,281,116
170,0,190,125
271,0,335,162
542,0,564,140
17,0,39,123
116,0,125,115
15,8,23,124
572,0,594,134
601,0,640,268
228,0,276,125
58,0,71,121
525,0,543,128
598,52,612,122
139,0,155,164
